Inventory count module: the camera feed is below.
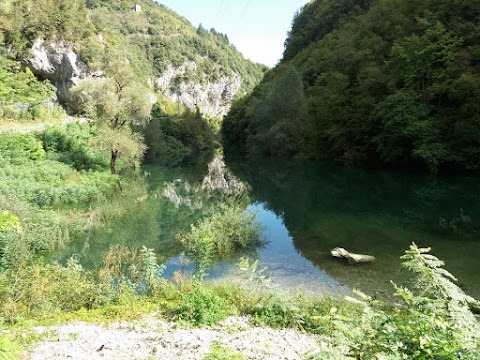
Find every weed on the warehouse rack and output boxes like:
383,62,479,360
203,341,246,360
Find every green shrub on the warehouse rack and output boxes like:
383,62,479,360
39,123,108,171
0,211,21,232
179,203,265,262
0,333,20,360
0,133,45,161
0,159,116,207
175,284,236,326
0,195,74,268
0,259,97,323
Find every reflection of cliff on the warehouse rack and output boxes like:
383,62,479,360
202,157,246,195
163,157,247,209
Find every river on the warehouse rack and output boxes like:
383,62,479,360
64,155,480,299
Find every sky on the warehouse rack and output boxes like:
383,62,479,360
156,0,310,66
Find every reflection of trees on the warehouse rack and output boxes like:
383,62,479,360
153,156,251,258
225,155,480,241
224,155,480,297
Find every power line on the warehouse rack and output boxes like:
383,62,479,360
216,0,227,22
216,0,232,25
241,0,252,18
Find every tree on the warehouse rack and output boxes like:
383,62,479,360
373,89,449,172
246,65,307,156
390,17,461,94
170,74,184,118
72,50,153,174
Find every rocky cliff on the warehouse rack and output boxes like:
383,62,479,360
25,39,90,105
5,0,264,119
156,62,242,118
25,42,245,118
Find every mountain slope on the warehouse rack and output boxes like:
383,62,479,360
223,0,480,172
0,0,266,118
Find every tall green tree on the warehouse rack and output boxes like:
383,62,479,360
246,65,307,156
224,0,480,172
72,50,153,174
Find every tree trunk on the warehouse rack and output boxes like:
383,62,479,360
110,149,119,174
177,92,181,118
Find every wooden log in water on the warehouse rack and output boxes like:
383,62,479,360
331,247,375,264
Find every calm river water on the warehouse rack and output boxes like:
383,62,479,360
65,155,480,299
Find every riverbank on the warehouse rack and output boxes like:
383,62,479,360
1,124,479,359
22,316,322,360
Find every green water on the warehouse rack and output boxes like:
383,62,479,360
226,156,480,298
64,155,480,299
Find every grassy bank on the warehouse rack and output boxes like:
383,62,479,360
1,244,479,359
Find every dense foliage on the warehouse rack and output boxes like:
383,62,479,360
0,44,64,122
178,202,264,278
0,125,117,268
143,107,215,165
223,0,480,172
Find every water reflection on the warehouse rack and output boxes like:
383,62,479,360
61,154,480,299
225,155,480,298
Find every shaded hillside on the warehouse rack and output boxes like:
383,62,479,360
0,0,266,118
222,0,480,172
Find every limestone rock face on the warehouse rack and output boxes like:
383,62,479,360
156,62,243,118
25,41,242,117
25,39,89,104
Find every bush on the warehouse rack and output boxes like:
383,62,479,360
0,159,116,207
0,334,20,360
0,133,45,161
0,195,74,268
175,284,236,326
0,259,97,323
179,203,265,263
39,123,108,171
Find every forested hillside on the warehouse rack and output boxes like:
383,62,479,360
222,0,480,172
0,0,266,119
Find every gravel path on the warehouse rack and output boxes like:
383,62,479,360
0,117,88,134
24,316,322,360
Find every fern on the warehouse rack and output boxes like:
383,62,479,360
401,243,476,305
400,243,480,353
320,243,480,359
